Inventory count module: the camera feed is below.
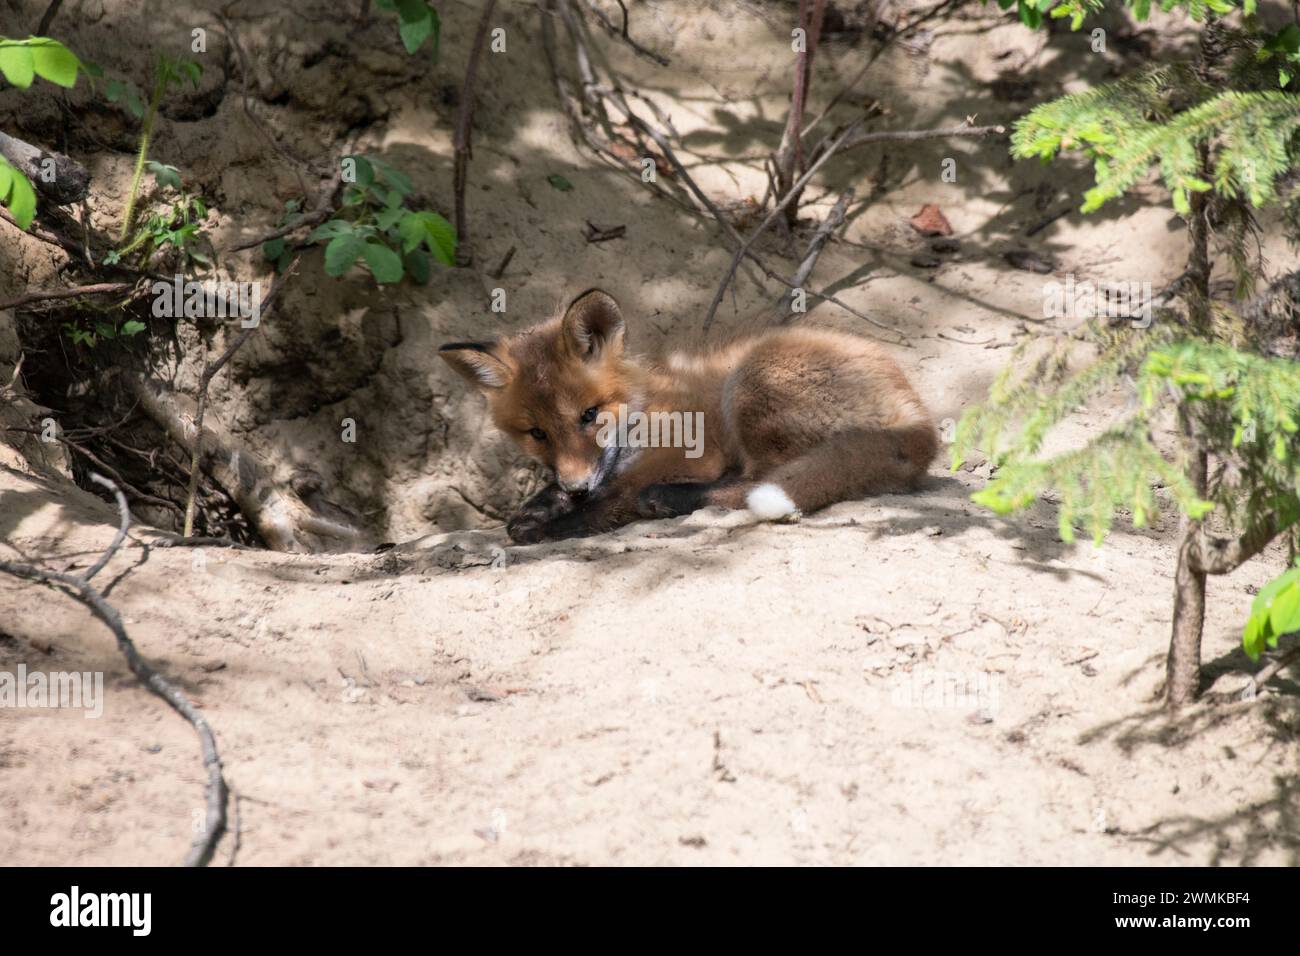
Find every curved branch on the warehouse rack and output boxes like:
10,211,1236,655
0,473,227,866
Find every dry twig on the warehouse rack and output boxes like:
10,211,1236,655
0,473,228,866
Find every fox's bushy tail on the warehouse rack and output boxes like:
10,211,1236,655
713,422,938,519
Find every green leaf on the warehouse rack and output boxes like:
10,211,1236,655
547,174,574,192
0,43,36,88
404,247,431,284
1018,0,1042,28
307,219,355,243
121,320,147,337
146,160,182,191
399,10,433,54
324,233,366,276
362,241,404,283
2,162,37,230
28,38,80,88
368,157,413,197
398,210,456,265
376,204,405,232
1268,581,1300,638
263,237,286,261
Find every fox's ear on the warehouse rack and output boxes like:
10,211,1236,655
438,341,511,390
562,288,625,360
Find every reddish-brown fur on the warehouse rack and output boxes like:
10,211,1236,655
439,289,937,542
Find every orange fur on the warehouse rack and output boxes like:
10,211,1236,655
440,289,937,542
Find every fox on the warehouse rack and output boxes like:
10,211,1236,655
439,288,938,543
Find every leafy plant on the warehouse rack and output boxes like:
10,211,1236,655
1244,563,1300,660
953,6,1300,703
106,164,212,271
0,36,86,229
119,54,203,240
984,0,1242,32
375,0,442,59
264,155,455,285
63,315,148,349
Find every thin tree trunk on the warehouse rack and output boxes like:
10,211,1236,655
1168,441,1209,705
774,0,826,228
1165,130,1214,706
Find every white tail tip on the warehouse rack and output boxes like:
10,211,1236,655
747,483,798,520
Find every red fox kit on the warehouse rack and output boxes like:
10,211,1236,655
439,289,937,543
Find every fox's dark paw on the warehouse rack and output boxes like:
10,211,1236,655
637,483,707,520
506,512,549,544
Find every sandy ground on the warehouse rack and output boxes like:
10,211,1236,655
3,461,1298,866
2,1,1299,865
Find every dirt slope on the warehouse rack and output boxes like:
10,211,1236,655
2,2,1298,866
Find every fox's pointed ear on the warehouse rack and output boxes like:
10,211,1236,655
438,341,511,390
562,289,625,359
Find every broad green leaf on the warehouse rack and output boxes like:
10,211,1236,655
1268,580,1300,637
146,161,182,191
362,241,404,283
399,11,433,54
0,43,36,88
398,210,456,265
404,247,431,284
3,163,37,230
28,38,80,88
324,233,366,276
121,320,147,336
263,237,286,261
307,219,355,243
547,174,574,192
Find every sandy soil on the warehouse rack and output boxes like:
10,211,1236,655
2,461,1298,866
2,1,1299,865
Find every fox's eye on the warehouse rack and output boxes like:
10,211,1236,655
581,406,599,425
529,427,547,441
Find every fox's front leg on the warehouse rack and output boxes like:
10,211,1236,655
506,482,580,543
536,489,642,540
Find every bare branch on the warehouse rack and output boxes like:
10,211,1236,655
579,0,671,66
781,188,852,321
0,129,89,205
0,282,136,312
453,0,500,261
0,473,227,866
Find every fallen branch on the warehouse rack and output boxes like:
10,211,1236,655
0,205,92,264
490,244,516,279
0,473,227,867
0,129,90,205
453,0,499,263
703,119,864,332
1245,641,1300,695
838,122,1006,151
621,112,900,339
579,0,671,65
0,282,136,312
225,170,342,254
781,187,852,321
2,425,182,515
